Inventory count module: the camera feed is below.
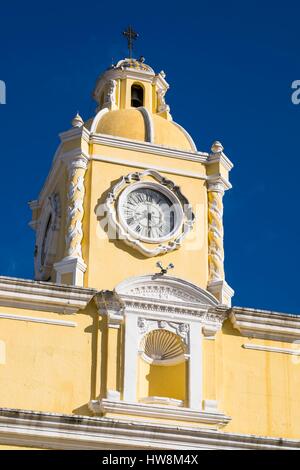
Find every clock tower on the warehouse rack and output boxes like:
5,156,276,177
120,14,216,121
30,55,234,306
28,46,234,422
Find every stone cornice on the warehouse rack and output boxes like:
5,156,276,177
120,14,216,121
230,306,300,342
207,151,234,171
96,276,229,336
0,407,299,450
119,295,228,322
89,399,231,427
90,133,208,162
59,126,90,144
0,276,96,314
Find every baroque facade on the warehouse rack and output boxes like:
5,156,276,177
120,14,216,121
0,55,300,450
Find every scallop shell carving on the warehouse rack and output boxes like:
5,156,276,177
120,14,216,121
139,329,185,364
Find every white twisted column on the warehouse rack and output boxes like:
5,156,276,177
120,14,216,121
206,140,234,306
54,154,88,286
65,158,87,258
207,180,225,282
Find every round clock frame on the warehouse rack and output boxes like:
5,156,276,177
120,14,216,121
104,169,195,257
117,181,184,244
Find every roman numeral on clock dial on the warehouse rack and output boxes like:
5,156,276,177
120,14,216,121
121,187,176,240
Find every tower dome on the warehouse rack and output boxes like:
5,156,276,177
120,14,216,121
93,108,196,151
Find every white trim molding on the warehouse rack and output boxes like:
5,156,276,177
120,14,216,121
207,151,234,172
90,133,208,162
115,274,219,306
0,276,96,314
0,312,76,327
172,121,197,152
59,126,90,145
230,307,300,342
242,343,300,356
0,407,298,450
138,107,154,143
90,107,109,134
139,396,183,406
88,399,231,427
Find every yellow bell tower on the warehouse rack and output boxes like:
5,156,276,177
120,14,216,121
30,54,234,306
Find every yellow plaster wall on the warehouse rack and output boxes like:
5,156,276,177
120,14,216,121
0,304,101,416
84,156,208,291
91,143,207,175
214,320,300,439
137,358,186,402
96,109,146,141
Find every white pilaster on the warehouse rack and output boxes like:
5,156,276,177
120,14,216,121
188,322,203,410
123,313,139,402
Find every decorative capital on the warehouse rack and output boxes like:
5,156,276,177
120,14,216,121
67,155,89,173
202,305,229,339
95,290,124,328
62,150,90,173
207,176,230,193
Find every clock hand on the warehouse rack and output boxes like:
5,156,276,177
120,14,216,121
147,211,151,237
134,210,147,222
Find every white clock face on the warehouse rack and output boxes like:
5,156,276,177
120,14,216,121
118,184,182,242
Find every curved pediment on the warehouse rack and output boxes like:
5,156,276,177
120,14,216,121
115,275,219,306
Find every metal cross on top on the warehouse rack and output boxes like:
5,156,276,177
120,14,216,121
122,26,139,59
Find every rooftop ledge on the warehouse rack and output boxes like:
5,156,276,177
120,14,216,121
0,407,299,450
0,276,97,314
230,306,300,342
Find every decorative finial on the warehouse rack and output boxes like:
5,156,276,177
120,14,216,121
156,261,174,275
72,112,83,128
211,141,224,154
138,56,145,63
160,70,166,79
122,26,139,59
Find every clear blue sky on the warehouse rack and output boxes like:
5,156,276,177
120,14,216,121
0,0,299,313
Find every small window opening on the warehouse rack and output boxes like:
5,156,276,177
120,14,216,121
131,84,144,108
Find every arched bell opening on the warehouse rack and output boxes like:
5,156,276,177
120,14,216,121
131,83,144,108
